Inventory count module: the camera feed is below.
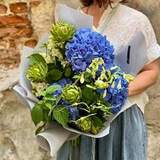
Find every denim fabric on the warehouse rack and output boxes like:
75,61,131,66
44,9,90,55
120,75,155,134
57,105,147,160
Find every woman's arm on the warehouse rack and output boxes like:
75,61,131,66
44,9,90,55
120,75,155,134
128,59,160,96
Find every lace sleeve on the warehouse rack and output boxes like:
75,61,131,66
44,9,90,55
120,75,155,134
139,14,160,63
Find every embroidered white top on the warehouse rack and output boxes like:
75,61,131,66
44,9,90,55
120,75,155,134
80,3,160,113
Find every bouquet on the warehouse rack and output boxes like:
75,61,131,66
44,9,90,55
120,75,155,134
25,21,134,135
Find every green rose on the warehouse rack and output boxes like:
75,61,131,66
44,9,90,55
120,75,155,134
62,85,81,104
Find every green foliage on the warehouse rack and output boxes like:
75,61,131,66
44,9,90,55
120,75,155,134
52,105,69,126
91,101,111,118
46,68,63,83
42,85,62,96
91,116,104,134
49,21,76,49
64,66,72,78
81,86,97,104
31,103,44,125
31,84,63,126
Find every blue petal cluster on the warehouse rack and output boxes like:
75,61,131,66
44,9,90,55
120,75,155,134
67,106,79,121
105,76,128,114
65,28,115,72
51,78,72,97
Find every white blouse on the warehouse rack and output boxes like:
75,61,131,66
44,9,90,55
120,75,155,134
80,3,160,113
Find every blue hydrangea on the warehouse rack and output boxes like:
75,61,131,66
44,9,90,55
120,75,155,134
105,76,128,114
65,28,115,72
51,78,72,97
66,105,79,121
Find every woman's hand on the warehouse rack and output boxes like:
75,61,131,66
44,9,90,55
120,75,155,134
128,59,160,96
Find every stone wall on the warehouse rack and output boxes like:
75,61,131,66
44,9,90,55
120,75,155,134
0,0,55,91
0,0,160,160
0,0,55,160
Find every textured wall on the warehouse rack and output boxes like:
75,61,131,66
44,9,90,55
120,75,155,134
0,0,160,160
0,0,55,160
0,0,55,91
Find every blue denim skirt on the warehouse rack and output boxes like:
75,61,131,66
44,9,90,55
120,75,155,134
57,104,147,160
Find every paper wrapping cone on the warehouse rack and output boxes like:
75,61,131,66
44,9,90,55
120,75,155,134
36,123,71,157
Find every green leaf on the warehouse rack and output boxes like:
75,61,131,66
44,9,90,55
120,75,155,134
46,68,63,83
91,116,104,135
82,86,97,103
43,110,52,122
41,101,54,110
43,85,62,95
31,104,44,125
52,105,69,126
64,66,72,78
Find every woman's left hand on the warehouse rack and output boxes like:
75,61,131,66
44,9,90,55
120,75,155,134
128,59,160,96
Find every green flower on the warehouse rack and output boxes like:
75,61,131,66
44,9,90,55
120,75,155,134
49,21,76,49
76,116,92,133
26,63,48,82
26,54,48,82
62,85,81,104
94,80,109,89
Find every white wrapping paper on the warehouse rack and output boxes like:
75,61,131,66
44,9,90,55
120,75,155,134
11,4,149,157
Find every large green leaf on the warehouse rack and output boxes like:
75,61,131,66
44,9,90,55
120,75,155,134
46,69,63,83
31,104,44,125
52,105,69,126
42,85,62,96
82,86,97,104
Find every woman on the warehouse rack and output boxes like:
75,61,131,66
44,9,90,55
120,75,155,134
57,0,160,159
